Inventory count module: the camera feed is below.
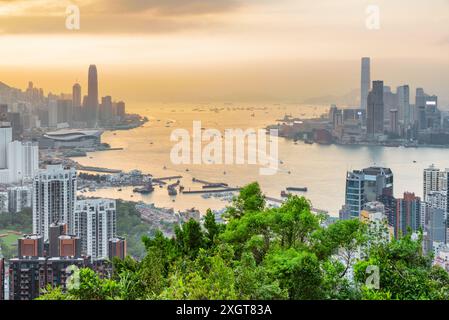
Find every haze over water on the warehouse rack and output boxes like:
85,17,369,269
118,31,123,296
78,104,449,216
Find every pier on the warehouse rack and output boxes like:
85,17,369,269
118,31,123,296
192,178,228,187
286,187,308,192
153,176,183,185
182,188,241,194
78,166,122,174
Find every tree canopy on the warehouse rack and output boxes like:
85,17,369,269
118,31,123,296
38,182,449,300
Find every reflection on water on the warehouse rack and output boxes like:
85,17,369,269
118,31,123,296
76,103,449,216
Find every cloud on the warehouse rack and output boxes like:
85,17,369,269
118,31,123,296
92,0,242,15
0,0,246,34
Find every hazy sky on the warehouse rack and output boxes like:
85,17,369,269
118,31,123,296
0,0,448,105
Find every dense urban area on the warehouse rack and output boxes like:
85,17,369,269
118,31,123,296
1,58,449,301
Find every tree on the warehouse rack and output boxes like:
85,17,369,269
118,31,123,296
226,182,265,219
204,209,222,247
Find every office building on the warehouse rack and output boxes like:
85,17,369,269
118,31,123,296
344,167,393,217
361,57,370,111
397,85,410,125
100,96,113,123
389,109,399,135
73,199,117,260
56,99,73,125
367,81,384,136
383,86,398,123
115,101,126,120
72,83,82,108
86,65,99,127
32,164,77,241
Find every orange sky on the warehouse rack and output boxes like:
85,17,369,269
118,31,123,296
0,0,448,105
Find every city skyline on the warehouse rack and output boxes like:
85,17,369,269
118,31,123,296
0,0,448,104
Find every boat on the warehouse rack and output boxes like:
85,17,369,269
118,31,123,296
168,187,178,196
287,187,308,192
281,190,289,198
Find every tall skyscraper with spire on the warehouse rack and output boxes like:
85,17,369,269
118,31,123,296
87,65,99,127
361,57,371,111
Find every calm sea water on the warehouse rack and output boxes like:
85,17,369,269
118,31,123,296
77,103,449,216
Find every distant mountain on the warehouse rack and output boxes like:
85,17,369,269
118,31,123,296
301,88,360,107
0,81,12,92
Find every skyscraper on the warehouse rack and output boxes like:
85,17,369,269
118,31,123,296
367,80,384,136
423,165,445,202
0,124,12,169
389,109,399,135
397,85,410,125
344,167,393,217
87,65,99,128
361,57,371,111
32,164,77,241
394,192,421,238
72,83,81,108
73,198,117,260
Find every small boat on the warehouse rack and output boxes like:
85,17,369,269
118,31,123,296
413,160,417,163
281,190,289,198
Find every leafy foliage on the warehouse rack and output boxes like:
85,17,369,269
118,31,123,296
38,182,449,300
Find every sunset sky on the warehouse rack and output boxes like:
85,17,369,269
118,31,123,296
0,0,448,106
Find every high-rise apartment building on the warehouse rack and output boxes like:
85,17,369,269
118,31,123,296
32,164,77,241
73,199,117,260
0,125,38,185
9,233,87,300
394,192,421,238
0,258,4,301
